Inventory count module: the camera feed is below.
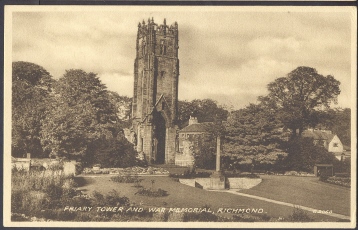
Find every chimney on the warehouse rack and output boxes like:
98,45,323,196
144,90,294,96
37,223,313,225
322,130,332,134
27,153,31,159
189,116,198,125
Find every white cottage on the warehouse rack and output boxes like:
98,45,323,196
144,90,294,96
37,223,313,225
302,129,349,161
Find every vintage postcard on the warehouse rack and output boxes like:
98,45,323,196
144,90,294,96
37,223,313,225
3,5,357,228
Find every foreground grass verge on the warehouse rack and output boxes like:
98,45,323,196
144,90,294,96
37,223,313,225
11,169,347,222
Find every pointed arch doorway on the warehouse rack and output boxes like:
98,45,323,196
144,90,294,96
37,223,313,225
153,112,166,164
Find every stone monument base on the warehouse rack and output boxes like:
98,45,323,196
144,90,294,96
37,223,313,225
209,171,225,190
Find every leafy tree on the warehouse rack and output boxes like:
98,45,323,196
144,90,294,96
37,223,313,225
177,99,228,128
259,66,340,138
313,108,351,146
12,61,54,157
330,108,351,146
86,136,136,168
107,91,132,129
195,134,216,170
40,69,121,160
334,157,350,174
282,137,338,172
177,100,196,128
223,103,289,170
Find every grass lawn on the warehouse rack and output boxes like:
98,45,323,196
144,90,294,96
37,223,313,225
239,175,350,216
74,175,344,221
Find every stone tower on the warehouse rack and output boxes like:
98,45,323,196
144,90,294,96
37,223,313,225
132,18,179,164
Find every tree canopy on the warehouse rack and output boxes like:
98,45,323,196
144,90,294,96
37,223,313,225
12,62,348,173
314,108,351,146
223,103,289,169
107,91,132,129
259,66,340,137
177,99,229,128
282,137,338,172
12,61,54,158
40,69,122,159
11,63,137,166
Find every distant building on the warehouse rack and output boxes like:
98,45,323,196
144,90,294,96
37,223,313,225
302,129,350,161
178,116,213,153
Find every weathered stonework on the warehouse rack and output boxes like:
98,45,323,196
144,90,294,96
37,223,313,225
131,18,179,164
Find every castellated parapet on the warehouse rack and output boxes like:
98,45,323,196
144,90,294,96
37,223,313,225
131,18,179,164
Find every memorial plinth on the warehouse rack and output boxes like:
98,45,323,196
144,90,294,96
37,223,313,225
209,136,225,190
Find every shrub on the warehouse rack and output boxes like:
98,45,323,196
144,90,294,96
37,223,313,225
11,189,41,215
133,180,143,188
334,173,350,178
90,190,130,207
39,209,76,221
232,213,272,222
73,213,93,222
326,176,350,187
135,188,168,197
135,159,148,168
287,207,313,222
70,196,92,207
87,137,137,168
283,137,338,172
232,214,257,222
111,174,142,183
169,171,211,179
75,162,83,175
183,212,218,222
45,184,63,199
11,168,78,219
11,213,30,221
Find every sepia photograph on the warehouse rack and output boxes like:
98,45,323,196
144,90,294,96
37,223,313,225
3,5,357,228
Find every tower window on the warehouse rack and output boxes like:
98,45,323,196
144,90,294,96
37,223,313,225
160,40,167,55
161,71,165,78
142,40,146,56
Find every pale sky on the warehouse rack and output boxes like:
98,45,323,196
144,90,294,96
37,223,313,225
11,7,355,109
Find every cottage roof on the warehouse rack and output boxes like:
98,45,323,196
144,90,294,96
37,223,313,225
179,122,213,133
302,130,335,143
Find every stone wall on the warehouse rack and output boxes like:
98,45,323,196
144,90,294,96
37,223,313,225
179,177,262,190
179,178,223,190
226,178,262,189
143,125,153,162
166,127,177,164
12,160,31,171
